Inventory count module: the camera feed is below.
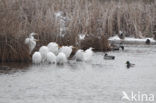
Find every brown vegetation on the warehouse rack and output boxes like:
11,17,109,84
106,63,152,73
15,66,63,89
0,0,156,62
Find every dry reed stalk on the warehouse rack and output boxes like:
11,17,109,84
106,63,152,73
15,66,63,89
0,0,155,62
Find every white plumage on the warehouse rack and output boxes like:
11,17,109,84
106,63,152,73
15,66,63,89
56,52,67,65
59,46,72,58
39,46,49,62
25,33,37,54
32,52,42,64
83,47,93,62
75,49,84,61
47,42,59,55
46,52,56,64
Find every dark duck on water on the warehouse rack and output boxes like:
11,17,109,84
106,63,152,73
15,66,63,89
104,53,115,60
126,61,135,68
145,39,151,45
110,43,124,51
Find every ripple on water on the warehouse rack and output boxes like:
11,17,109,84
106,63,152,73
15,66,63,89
0,45,156,103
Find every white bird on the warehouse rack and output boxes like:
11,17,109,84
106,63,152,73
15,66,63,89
25,32,38,54
47,42,59,55
83,47,93,62
78,34,86,40
59,46,73,58
75,49,84,61
39,46,49,62
56,52,67,65
46,52,56,64
32,52,42,64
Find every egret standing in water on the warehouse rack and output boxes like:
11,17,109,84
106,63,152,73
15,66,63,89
39,46,49,62
83,47,93,62
59,46,73,58
32,52,42,64
46,52,56,64
75,49,84,61
56,52,67,65
47,42,59,55
74,47,93,62
25,33,38,54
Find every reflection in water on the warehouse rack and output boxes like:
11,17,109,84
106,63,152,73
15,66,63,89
0,45,156,103
0,63,30,74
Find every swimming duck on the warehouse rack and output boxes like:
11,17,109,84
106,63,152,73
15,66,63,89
120,45,124,50
104,53,115,60
111,43,124,51
126,61,135,68
145,39,150,45
119,43,124,50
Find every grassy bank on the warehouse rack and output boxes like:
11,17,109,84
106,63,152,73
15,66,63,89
0,0,156,62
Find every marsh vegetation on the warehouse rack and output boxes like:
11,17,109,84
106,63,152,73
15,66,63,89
0,0,156,62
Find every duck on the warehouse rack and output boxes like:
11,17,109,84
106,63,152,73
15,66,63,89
120,45,124,51
110,43,124,51
145,39,150,45
104,53,115,60
126,61,135,68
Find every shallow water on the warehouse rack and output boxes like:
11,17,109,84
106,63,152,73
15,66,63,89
0,45,156,103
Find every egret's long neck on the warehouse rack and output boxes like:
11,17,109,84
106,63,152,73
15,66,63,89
30,35,34,40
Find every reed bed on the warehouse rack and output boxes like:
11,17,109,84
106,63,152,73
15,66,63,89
0,0,156,62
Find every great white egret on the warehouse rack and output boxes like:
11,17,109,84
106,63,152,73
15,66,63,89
25,33,38,54
83,47,93,62
39,46,49,62
32,52,42,64
75,49,84,61
47,42,59,55
59,46,73,58
56,52,67,65
46,52,56,64
74,47,93,62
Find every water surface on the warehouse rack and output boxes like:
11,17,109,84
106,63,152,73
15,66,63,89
0,45,156,103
